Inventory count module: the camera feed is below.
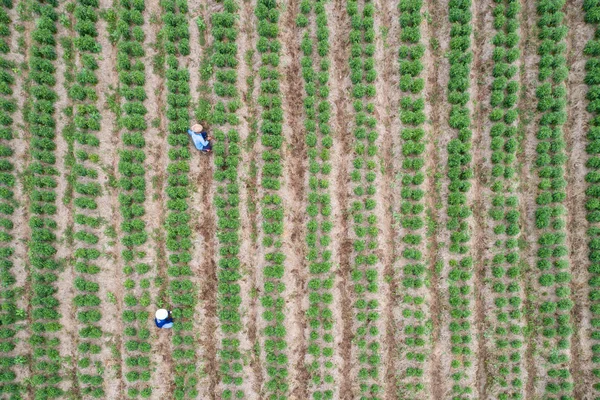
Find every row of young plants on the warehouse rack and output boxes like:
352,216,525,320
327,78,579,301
255,0,289,397
27,0,64,398
444,0,475,396
346,0,381,397
584,1,600,397
297,0,336,398
394,0,429,396
208,0,245,398
533,0,573,397
485,0,526,398
69,0,106,395
112,0,154,397
161,0,198,397
0,0,23,398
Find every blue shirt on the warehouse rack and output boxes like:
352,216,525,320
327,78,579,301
155,316,173,329
187,129,211,151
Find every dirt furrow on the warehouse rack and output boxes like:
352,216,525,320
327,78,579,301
190,149,216,399
143,0,172,396
190,2,218,398
95,2,123,395
564,0,596,395
328,0,353,396
372,0,400,396
7,0,28,310
515,0,539,397
423,0,450,397
238,0,262,394
279,0,309,396
420,0,444,398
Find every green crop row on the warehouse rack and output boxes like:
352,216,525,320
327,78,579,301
485,0,526,398
161,0,198,397
255,0,289,397
208,0,245,398
70,0,106,395
395,0,429,396
109,0,154,396
27,0,64,398
444,0,475,396
0,0,23,398
534,0,573,397
297,0,336,399
346,0,381,397
584,0,600,397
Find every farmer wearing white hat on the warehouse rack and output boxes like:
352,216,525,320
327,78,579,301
155,309,173,329
187,123,213,153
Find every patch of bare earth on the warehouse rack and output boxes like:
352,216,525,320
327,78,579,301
419,0,445,398
515,0,540,397
188,1,218,398
371,0,399,397
563,0,596,395
174,7,209,397
423,0,451,396
95,1,123,396
279,0,310,398
237,0,262,395
143,0,172,396
54,8,77,395
327,0,353,396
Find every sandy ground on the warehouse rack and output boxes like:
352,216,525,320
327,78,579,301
237,0,262,396
515,0,541,397
424,0,453,397
279,0,311,397
564,0,596,397
327,0,355,396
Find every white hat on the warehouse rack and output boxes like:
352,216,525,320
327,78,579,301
192,124,203,133
156,309,168,320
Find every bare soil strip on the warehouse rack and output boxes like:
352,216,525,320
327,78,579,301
279,0,310,397
238,0,263,394
7,0,28,309
328,0,354,396
372,0,400,396
189,2,218,398
95,2,123,395
143,0,173,395
564,0,596,395
420,0,444,398
316,1,346,397
190,151,216,399
515,0,540,396
423,0,450,396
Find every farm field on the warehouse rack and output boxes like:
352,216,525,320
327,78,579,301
2,0,600,398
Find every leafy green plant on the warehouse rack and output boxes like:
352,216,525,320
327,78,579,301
296,1,337,398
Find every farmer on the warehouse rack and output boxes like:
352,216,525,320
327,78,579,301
155,309,173,329
187,123,212,153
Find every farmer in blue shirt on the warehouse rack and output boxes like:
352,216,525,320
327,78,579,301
187,123,212,152
155,309,173,329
